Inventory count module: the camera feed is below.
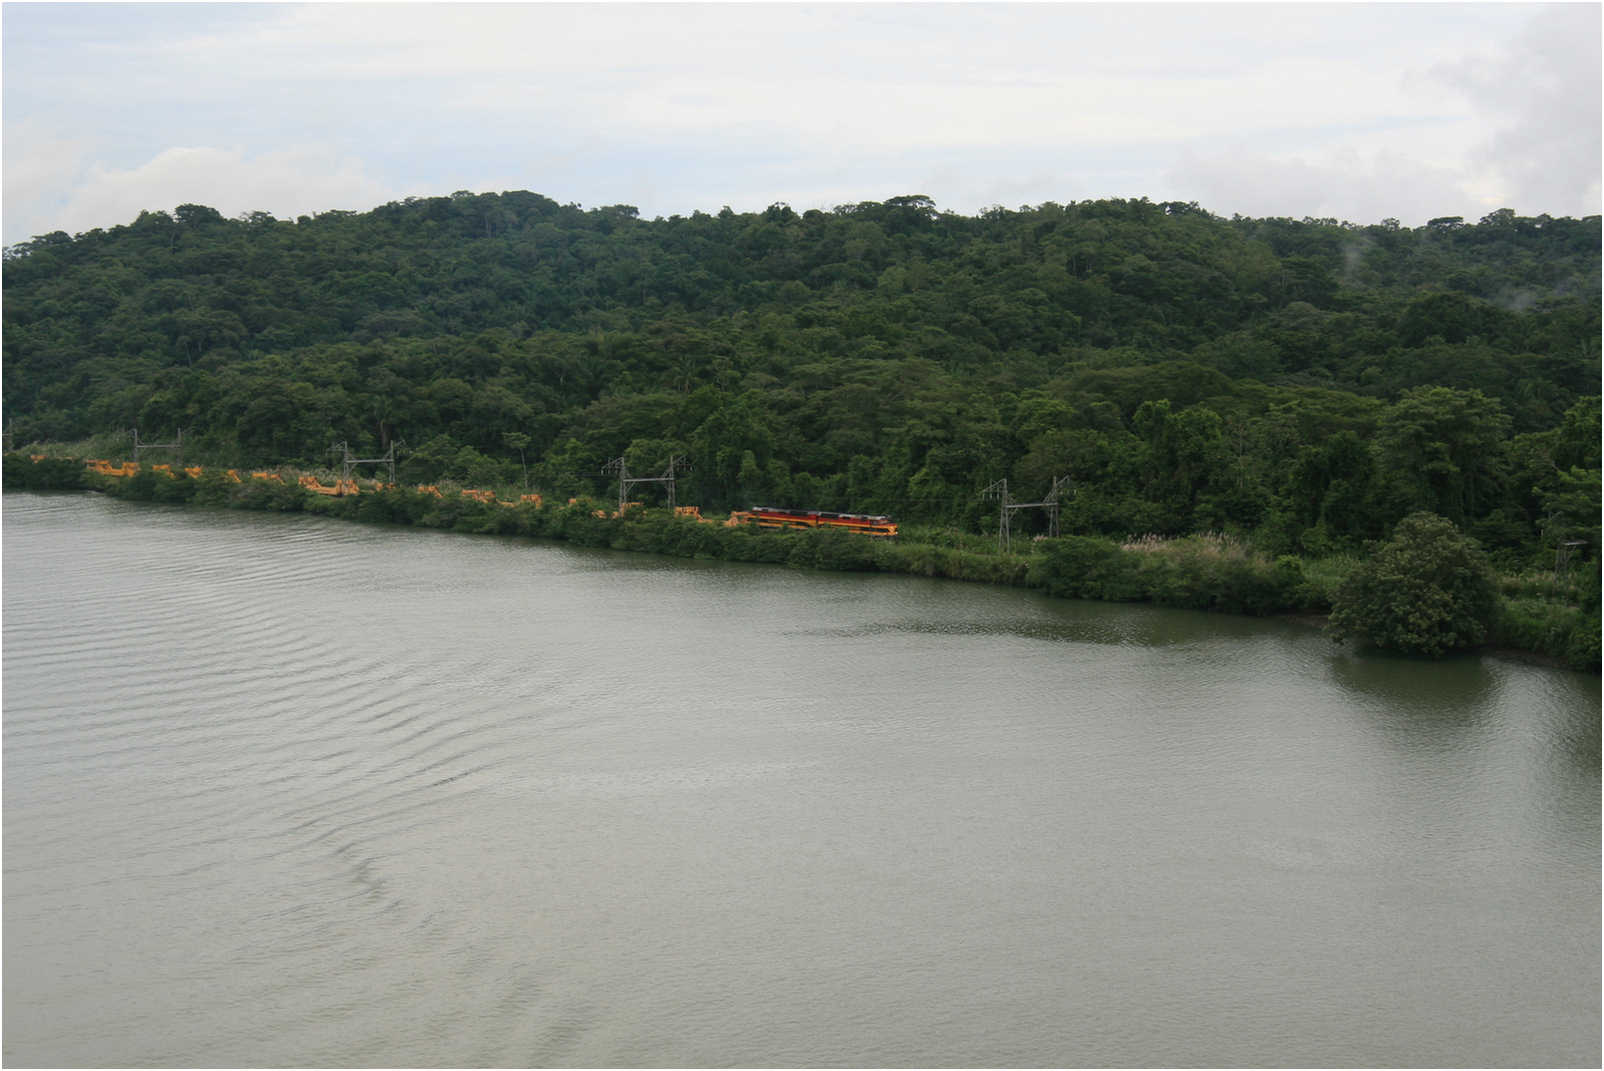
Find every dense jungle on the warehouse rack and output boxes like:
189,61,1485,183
4,192,1599,662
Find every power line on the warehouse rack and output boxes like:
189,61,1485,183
604,455,689,512
132,427,183,466
332,440,397,485
982,475,1071,552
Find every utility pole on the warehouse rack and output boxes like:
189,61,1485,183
981,479,1011,552
1043,475,1073,539
606,455,688,513
1555,538,1587,582
333,440,397,485
132,427,183,466
983,476,1071,552
605,457,629,513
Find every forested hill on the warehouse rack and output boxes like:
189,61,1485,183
3,192,1599,566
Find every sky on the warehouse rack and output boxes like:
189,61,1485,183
3,2,1600,245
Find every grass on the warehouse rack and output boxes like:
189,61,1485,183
1496,569,1587,605
1119,530,1259,561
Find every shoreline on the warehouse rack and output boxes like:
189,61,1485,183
4,457,1597,674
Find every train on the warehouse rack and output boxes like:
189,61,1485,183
725,506,898,538
60,458,898,537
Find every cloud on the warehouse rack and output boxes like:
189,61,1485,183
1158,5,1601,224
9,145,398,242
1433,5,1603,217
1164,143,1484,225
3,3,1595,238
2,122,93,241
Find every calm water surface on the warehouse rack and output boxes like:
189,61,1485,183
4,492,1598,1067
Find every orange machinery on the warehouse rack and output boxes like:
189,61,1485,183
86,459,139,477
299,475,359,496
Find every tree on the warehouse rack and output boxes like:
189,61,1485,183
1,193,1597,575
1130,399,1229,532
1377,387,1511,528
1328,512,1498,656
1271,429,1381,553
502,430,531,490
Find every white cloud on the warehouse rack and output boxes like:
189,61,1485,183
425,8,1481,158
2,122,93,240
1165,143,1487,224
1155,5,1601,224
28,146,398,240
2,3,1596,238
1434,5,1603,217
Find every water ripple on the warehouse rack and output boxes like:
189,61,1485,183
5,493,1598,1070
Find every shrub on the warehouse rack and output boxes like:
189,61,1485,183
1028,536,1146,601
1328,512,1498,656
1489,563,1600,671
802,527,880,572
4,454,85,490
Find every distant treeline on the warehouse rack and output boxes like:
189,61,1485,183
3,193,1599,576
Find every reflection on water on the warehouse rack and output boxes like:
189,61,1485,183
792,616,1149,647
1329,648,1502,747
793,588,1300,651
1329,646,1501,710
1553,691,1604,767
4,493,1599,1069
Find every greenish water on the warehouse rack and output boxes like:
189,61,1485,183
4,492,1598,1067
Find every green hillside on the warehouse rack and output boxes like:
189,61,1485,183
4,193,1598,570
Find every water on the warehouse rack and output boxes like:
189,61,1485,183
4,492,1598,1068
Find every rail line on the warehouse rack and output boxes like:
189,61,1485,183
54,457,898,537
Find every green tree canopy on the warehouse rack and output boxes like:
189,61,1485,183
1328,512,1499,656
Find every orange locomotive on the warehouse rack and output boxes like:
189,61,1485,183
726,505,897,538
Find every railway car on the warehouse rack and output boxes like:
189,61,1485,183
726,505,897,538
57,456,895,535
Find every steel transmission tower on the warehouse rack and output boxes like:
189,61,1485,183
605,455,689,513
332,440,397,485
981,475,1072,552
132,427,183,466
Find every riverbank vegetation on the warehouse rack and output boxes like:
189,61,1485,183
6,453,1596,670
3,193,1597,665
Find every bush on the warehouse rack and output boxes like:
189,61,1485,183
1488,561,1600,671
4,454,86,490
798,526,880,572
1328,512,1498,656
1027,536,1146,601
230,478,307,512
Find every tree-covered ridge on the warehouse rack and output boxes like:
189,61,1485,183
3,193,1599,571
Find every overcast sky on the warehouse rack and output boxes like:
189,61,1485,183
3,2,1600,245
